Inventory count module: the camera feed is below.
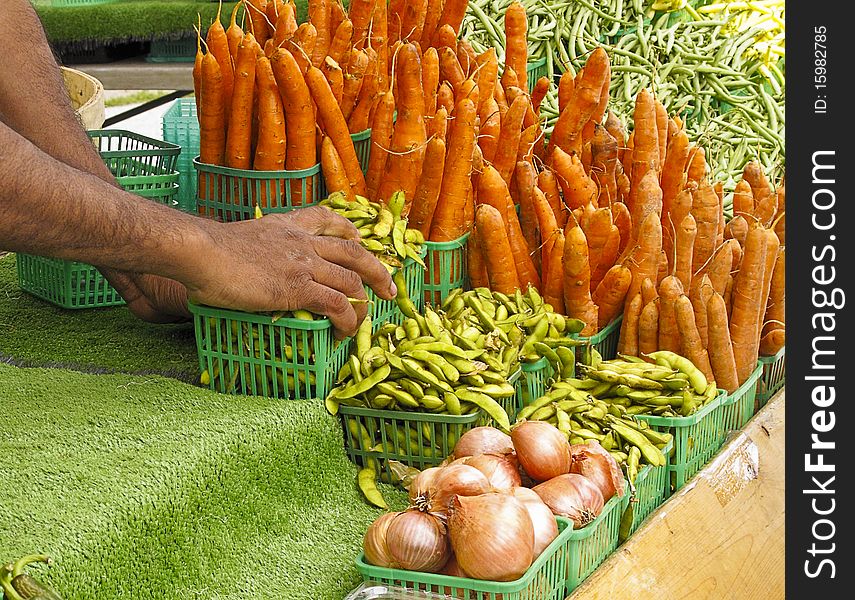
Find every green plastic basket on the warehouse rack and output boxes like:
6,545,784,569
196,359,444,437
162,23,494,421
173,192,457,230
16,257,124,309
367,250,426,331
624,439,672,538
511,356,557,423
757,346,785,407
89,129,180,176
147,37,196,63
351,128,372,173
162,98,199,212
565,490,630,594
526,57,548,93
422,233,469,307
576,316,623,362
50,0,114,6
356,516,574,600
720,363,763,433
194,158,323,221
189,302,350,400
635,391,726,495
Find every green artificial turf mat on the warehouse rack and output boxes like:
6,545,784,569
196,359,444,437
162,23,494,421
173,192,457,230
34,1,310,45
0,363,407,600
0,253,199,380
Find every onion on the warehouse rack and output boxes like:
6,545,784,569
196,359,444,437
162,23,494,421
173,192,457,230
448,493,535,582
452,426,515,459
439,554,469,578
408,467,443,504
363,509,451,572
462,453,522,492
570,441,626,502
512,487,559,558
411,464,491,516
532,474,605,529
511,421,572,482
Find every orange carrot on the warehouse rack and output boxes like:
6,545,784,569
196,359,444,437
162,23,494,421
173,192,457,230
457,39,477,77
515,160,541,271
563,224,599,335
690,180,721,274
436,81,455,115
340,50,369,120
543,231,566,314
591,224,620,292
253,54,286,173
557,70,575,113
656,275,684,353
193,18,204,122
347,48,380,132
593,264,632,329
308,0,331,67
611,200,631,256
537,169,567,229
730,226,768,384
552,147,598,210
420,0,445,48
439,46,466,93
689,274,714,349
640,277,658,308
638,298,659,360
654,100,668,171
624,211,662,306
432,23,457,49
226,1,245,60
474,49,499,112
400,0,430,43
724,215,748,248
756,229,781,338
326,18,354,66
476,204,521,294
627,90,659,213
617,292,643,356
732,179,755,219
491,94,529,186
685,146,706,184
434,0,469,39
388,0,406,44
704,291,740,392
759,328,785,358
207,2,235,124
363,89,396,200
762,246,785,338
502,183,541,291
531,185,559,282
604,111,627,163
493,77,509,119
322,57,344,105
742,161,772,209
500,66,520,97
246,0,271,47
349,0,374,49
478,97,501,164
329,1,346,33
629,169,663,243
515,123,539,164
272,2,298,47
503,1,528,92
674,213,696,292
591,124,618,207
531,76,550,115
199,51,227,168
422,47,440,118
408,136,447,236
224,34,257,170
582,206,613,288
286,23,318,74
659,129,689,221
467,226,490,291
321,135,355,200
430,97,477,241
455,78,480,106
675,294,714,383
662,184,694,267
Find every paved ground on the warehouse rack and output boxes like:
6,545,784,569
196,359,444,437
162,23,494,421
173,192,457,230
103,90,176,139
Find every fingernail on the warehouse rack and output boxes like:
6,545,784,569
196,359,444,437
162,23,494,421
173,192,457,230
389,282,398,297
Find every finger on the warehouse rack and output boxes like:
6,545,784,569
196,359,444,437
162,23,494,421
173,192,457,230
278,206,360,239
312,260,370,325
301,282,360,339
312,237,397,300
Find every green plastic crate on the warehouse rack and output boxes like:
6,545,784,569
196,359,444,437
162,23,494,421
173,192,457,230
352,128,372,173
50,0,114,6
757,346,785,407
565,490,630,594
367,249,426,331
162,98,199,212
526,57,548,93
189,302,350,400
89,129,180,175
16,257,124,309
355,516,574,600
422,233,469,306
720,362,763,432
147,37,196,63
635,391,726,495
623,439,673,539
195,158,323,221
576,316,623,362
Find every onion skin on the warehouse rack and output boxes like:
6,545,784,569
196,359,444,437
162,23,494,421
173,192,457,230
511,421,572,482
452,426,515,459
408,467,443,504
417,464,491,516
439,554,469,578
512,488,559,558
462,453,522,493
570,441,626,502
448,493,535,582
532,474,605,529
363,512,401,568
385,510,451,573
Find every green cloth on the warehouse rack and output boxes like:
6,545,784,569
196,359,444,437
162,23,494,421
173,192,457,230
0,254,199,380
0,363,407,599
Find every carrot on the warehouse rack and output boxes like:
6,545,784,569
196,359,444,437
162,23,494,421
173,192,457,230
699,241,736,298
689,274,714,349
499,65,519,95
662,183,694,266
470,133,483,193
757,229,781,338
685,146,706,184
287,23,318,74
755,186,778,227
707,292,740,393
436,81,455,115
656,248,668,285
638,278,657,309
638,298,659,360
515,160,541,262
432,23,457,49
272,3,298,47
223,34,257,170
588,58,611,127
253,54,286,174
543,231,566,314
732,179,754,219
422,47,440,118
531,185,560,282
226,1,245,60
474,49,499,112
759,328,785,357
611,200,631,256
503,183,541,291
401,0,429,43
629,169,663,243
467,225,490,289
430,97,477,241
582,206,612,285
357,91,394,200
690,180,721,274
330,0,346,32
591,124,618,207
557,71,575,113
624,211,662,304
604,111,627,163
307,0,331,67
371,0,389,90
457,40,477,77
349,0,374,49
270,48,317,203
654,100,668,171
536,170,566,229
340,50,369,120
617,293,643,356
531,76,550,115
505,86,538,129
193,19,204,122
515,123,539,164
724,273,734,320
742,161,773,209
347,48,380,132
503,1,528,92
563,224,599,335
478,97,501,164
491,94,529,186
674,213,696,292
420,0,445,48
476,204,521,294
265,0,283,29
657,275,684,354
456,78,480,107
762,246,785,338
408,136,447,236
730,226,769,384
552,147,598,210
322,57,344,105
439,46,466,94
321,136,355,200
627,89,659,212
326,18,354,66
591,224,620,292
207,2,235,125
593,264,632,329
493,77,509,119
675,295,715,383
659,129,689,221
246,0,271,46
199,51,227,168
434,0,469,39
388,0,406,44
547,47,610,158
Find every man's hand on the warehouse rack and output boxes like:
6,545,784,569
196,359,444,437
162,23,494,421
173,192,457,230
185,206,396,339
101,269,190,324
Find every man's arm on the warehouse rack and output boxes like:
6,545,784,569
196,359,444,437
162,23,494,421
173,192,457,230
0,0,395,337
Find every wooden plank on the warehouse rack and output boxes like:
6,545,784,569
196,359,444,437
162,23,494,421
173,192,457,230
68,59,193,91
568,392,785,599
